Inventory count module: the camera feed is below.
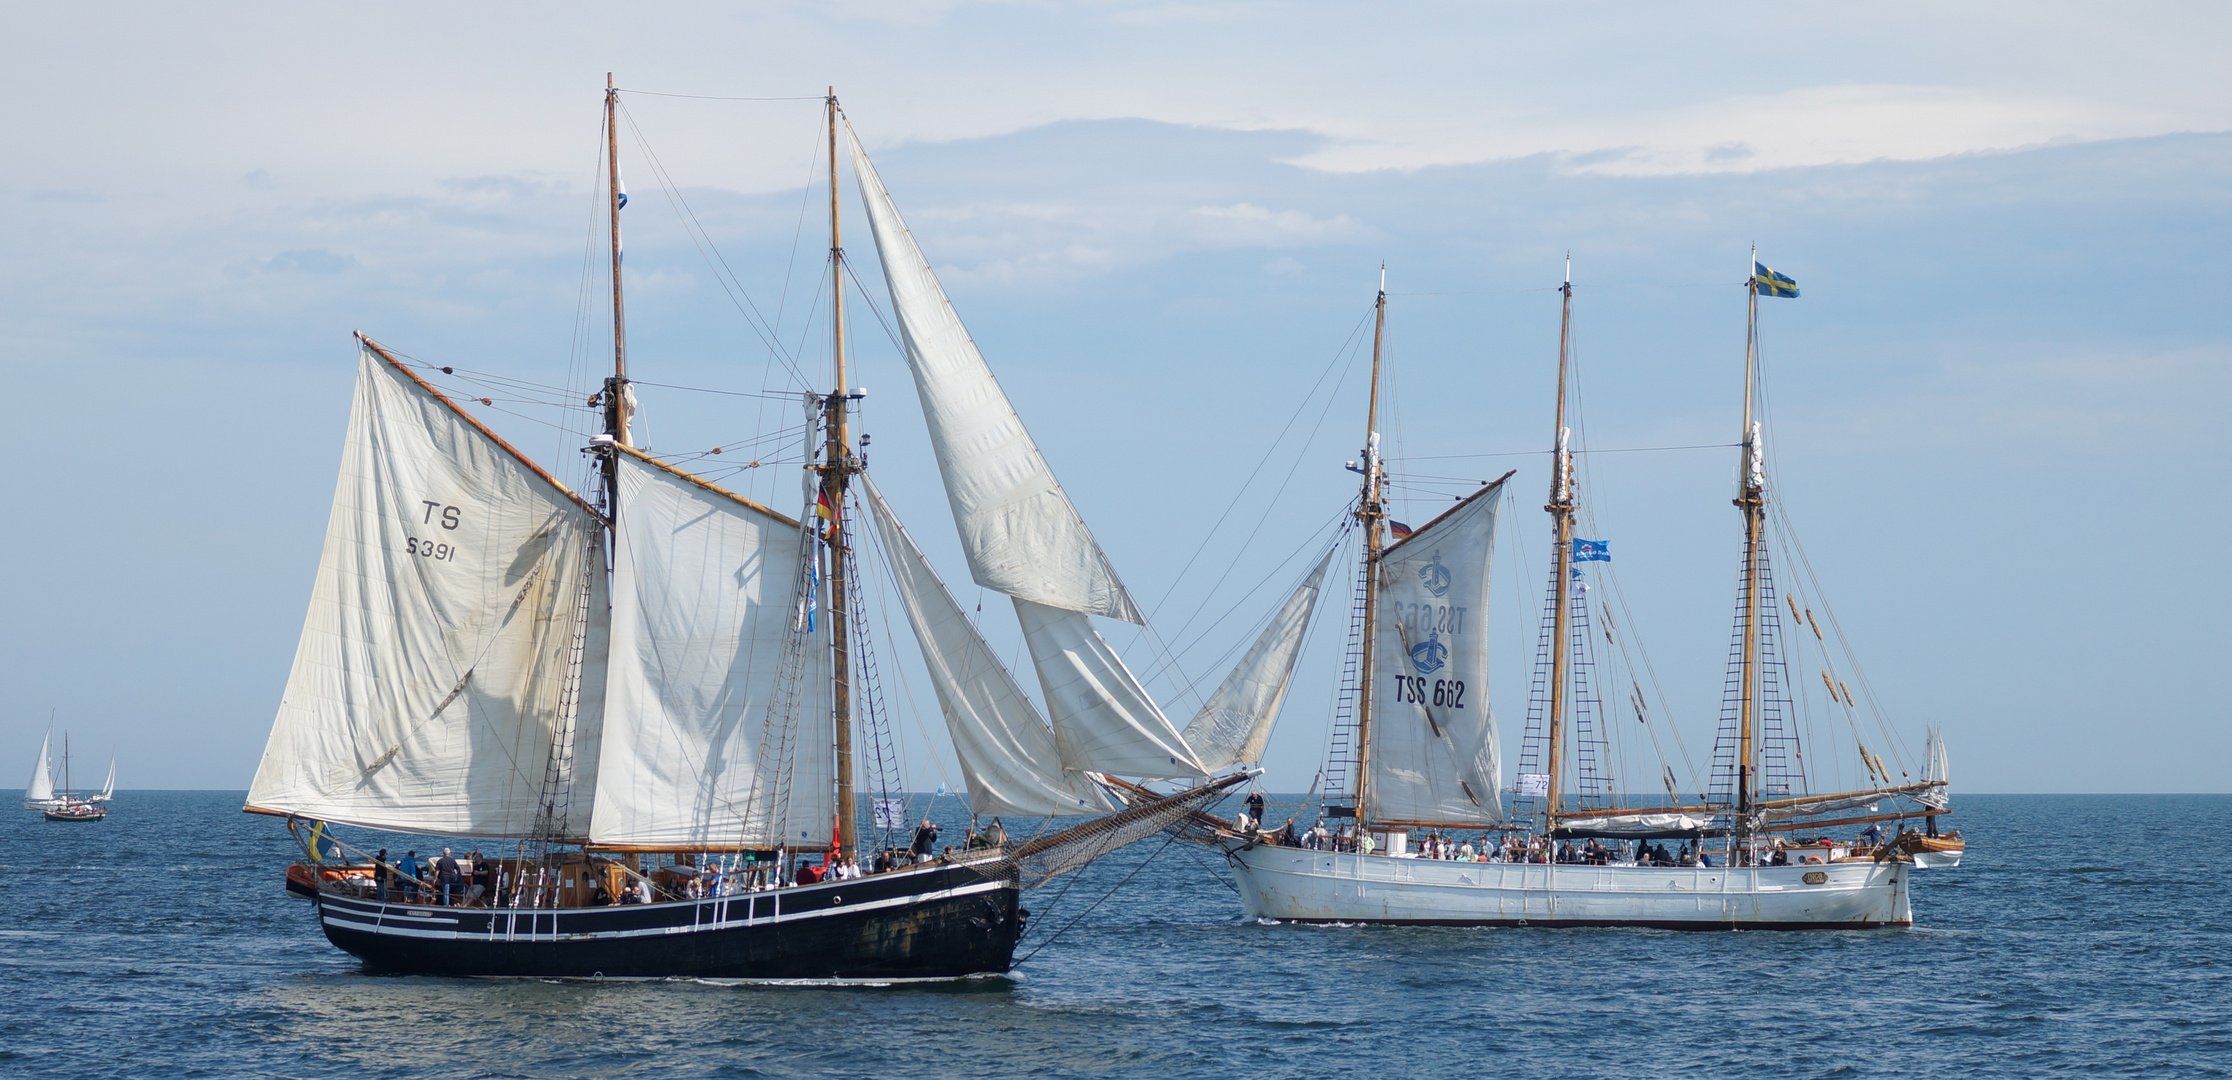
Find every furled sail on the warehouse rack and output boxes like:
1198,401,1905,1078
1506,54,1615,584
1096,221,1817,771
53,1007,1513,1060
25,729,53,804
1750,781,1945,824
1555,811,1711,836
845,125,1142,624
246,343,609,838
1919,726,1951,809
862,480,1115,817
1183,551,1334,770
1365,481,1506,825
588,449,834,849
1014,599,1207,780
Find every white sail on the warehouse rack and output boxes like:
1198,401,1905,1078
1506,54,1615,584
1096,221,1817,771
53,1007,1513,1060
246,344,609,838
1365,482,1506,825
1556,811,1711,835
96,758,115,802
863,480,1115,817
1919,726,1951,809
845,125,1142,624
1750,781,1944,824
1014,599,1207,780
588,450,834,850
25,729,54,804
1183,551,1334,770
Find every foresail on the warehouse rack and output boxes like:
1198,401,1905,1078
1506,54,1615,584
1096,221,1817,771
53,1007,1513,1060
1182,551,1333,770
98,759,115,801
588,450,834,849
1366,481,1506,825
845,125,1142,624
26,730,53,803
247,343,608,838
1014,599,1207,780
862,480,1115,817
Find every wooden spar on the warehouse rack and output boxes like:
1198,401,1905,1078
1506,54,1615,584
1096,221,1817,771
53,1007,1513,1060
1736,247,1764,823
603,73,632,474
1752,807,1954,834
1378,470,1515,555
1351,272,1389,827
823,88,858,861
1544,257,1575,839
1748,780,1944,812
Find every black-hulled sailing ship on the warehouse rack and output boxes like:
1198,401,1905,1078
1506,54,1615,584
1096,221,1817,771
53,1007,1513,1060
247,82,1245,980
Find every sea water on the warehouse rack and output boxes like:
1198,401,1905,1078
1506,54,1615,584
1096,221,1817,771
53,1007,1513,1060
1,792,2224,1078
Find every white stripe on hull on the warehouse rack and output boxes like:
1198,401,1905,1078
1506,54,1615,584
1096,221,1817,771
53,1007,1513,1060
1225,843,1912,928
318,878,1008,944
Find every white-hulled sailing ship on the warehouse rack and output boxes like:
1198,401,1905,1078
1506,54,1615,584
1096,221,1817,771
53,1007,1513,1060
25,727,112,822
1204,259,1961,929
245,82,1251,980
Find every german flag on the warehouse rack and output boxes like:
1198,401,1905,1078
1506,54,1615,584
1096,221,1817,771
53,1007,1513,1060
1389,520,1414,540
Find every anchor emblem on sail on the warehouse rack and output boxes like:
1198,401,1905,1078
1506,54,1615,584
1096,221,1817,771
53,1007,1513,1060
1418,551,1451,598
1409,626,1448,674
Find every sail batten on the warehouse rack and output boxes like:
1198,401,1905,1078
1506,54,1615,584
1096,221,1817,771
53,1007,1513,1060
1184,551,1333,770
1364,481,1506,826
845,124,1142,624
862,480,1114,817
588,450,832,849
246,344,609,837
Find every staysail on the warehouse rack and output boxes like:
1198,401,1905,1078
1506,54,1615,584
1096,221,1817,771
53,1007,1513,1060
845,125,1142,624
1015,599,1208,780
246,343,609,838
97,758,115,802
863,480,1115,817
1183,551,1333,770
588,449,834,849
25,729,53,804
1366,481,1506,825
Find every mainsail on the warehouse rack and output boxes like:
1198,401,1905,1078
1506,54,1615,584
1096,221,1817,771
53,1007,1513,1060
97,759,115,803
588,449,834,849
845,125,1142,624
246,344,609,838
25,729,53,804
863,480,1115,816
1183,551,1333,770
1366,483,1506,825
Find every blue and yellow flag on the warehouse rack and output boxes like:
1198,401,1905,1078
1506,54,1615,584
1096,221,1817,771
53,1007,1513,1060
1753,261,1798,298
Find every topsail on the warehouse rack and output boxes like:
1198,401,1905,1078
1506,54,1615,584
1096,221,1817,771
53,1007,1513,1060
845,125,1142,624
246,344,609,838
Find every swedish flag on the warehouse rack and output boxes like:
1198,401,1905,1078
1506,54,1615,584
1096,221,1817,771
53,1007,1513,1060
1753,261,1799,298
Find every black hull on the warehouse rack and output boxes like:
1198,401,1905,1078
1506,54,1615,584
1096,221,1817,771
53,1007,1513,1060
310,860,1023,981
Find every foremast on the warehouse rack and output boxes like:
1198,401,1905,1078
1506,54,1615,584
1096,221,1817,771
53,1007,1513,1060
601,73,634,503
820,89,862,861
1542,258,1576,839
1350,271,1390,828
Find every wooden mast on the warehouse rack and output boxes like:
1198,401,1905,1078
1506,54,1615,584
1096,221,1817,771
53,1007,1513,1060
822,88,859,861
1735,247,1766,828
602,73,633,496
1351,269,1389,828
1543,257,1575,838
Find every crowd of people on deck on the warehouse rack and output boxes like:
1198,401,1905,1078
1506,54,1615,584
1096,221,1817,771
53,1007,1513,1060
330,815,1018,909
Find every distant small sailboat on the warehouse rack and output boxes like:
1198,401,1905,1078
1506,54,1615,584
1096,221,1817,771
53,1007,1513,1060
25,727,109,822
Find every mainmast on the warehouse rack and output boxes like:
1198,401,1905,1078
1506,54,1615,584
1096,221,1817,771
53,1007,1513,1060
1352,269,1390,826
602,73,633,498
1735,247,1767,823
821,89,860,861
1543,257,1576,838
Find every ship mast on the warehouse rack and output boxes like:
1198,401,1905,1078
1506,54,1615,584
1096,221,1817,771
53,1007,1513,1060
1351,269,1389,827
1735,247,1767,828
822,89,860,861
1543,257,1576,838
602,74,633,501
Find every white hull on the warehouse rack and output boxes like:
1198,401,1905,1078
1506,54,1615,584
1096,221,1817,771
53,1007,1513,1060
1223,841,1912,929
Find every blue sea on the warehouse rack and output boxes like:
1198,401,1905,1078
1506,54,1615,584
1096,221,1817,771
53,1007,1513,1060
2,792,2225,1078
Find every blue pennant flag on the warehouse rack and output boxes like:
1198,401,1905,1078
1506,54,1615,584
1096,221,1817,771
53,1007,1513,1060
1753,261,1798,298
1572,538,1610,562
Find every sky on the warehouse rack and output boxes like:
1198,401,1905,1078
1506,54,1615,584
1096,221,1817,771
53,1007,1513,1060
3,2,2226,796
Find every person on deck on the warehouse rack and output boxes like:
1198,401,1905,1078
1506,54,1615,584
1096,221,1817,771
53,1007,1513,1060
395,851,420,902
1274,818,1299,846
911,819,940,862
374,849,392,902
434,849,462,906
1245,790,1267,829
